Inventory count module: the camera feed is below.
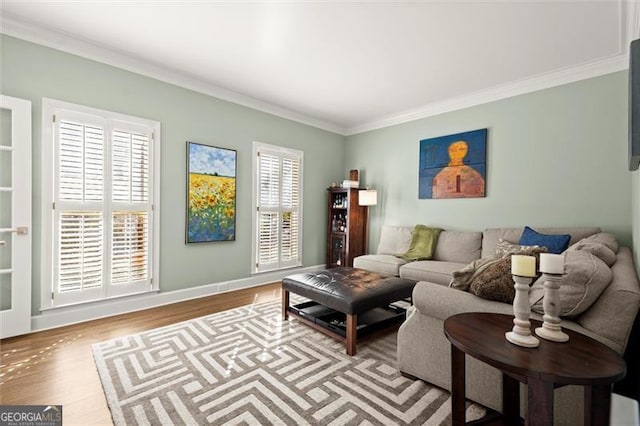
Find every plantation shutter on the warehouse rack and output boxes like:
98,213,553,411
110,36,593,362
281,157,300,263
258,153,279,267
58,211,103,294
54,117,105,305
254,144,303,273
58,120,104,202
112,130,149,203
110,126,151,293
51,107,156,307
111,211,148,286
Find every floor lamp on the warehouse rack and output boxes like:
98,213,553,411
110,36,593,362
358,189,377,254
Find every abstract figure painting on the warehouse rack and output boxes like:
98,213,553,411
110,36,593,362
419,129,487,199
186,142,237,243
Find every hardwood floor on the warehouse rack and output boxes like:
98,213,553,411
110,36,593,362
0,283,282,425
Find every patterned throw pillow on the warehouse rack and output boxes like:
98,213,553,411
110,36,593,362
495,238,548,257
469,256,516,303
449,254,501,291
468,247,547,303
450,242,547,300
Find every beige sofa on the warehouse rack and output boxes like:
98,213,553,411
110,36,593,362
353,225,640,425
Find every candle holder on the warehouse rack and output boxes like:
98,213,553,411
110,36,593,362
535,273,569,342
505,274,539,348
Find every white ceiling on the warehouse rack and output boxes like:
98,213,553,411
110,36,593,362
1,1,638,135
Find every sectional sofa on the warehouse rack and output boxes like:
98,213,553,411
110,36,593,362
353,225,640,425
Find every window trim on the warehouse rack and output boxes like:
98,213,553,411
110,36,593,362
251,141,304,274
41,98,161,310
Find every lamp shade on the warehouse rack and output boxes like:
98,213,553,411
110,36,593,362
358,189,377,206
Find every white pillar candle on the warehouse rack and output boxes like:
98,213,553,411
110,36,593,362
511,255,536,277
539,253,565,275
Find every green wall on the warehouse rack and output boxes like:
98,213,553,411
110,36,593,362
0,35,345,315
346,72,633,250
3,33,638,316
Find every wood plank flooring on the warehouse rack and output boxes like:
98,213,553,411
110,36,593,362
0,283,282,425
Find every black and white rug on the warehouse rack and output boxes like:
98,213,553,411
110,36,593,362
93,298,486,425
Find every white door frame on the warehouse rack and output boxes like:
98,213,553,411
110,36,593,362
0,95,32,338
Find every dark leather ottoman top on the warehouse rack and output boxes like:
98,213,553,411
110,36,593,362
282,267,416,314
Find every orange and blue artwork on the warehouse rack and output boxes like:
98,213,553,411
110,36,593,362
419,129,487,199
187,142,237,243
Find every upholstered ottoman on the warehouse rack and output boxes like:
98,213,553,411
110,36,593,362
282,267,416,355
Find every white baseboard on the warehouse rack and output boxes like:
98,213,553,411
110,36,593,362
31,264,324,332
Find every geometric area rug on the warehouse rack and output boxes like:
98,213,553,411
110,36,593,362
93,297,486,425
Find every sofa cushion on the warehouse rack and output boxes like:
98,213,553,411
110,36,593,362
399,260,465,286
376,225,413,255
530,250,613,318
353,254,408,276
568,240,617,267
577,232,620,254
432,230,482,263
519,226,570,254
481,227,601,258
396,225,443,261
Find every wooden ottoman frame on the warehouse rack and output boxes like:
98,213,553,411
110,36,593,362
281,267,416,355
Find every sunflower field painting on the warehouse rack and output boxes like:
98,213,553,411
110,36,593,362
186,142,237,243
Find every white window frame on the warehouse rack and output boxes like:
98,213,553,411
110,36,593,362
252,141,303,274
41,98,161,309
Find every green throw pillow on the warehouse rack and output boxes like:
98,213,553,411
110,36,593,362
396,225,443,261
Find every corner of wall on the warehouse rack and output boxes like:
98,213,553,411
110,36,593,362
632,170,640,279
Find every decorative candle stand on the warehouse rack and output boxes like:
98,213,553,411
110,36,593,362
505,274,540,348
535,273,569,342
534,253,568,343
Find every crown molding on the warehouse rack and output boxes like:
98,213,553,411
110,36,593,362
345,54,628,136
347,0,633,135
1,12,631,138
0,13,346,136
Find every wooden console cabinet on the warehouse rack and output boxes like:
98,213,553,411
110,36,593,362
326,188,367,268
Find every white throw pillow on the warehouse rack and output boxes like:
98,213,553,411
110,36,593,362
530,250,612,318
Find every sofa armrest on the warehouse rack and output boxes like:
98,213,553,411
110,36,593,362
412,280,622,352
413,281,514,320
576,246,640,353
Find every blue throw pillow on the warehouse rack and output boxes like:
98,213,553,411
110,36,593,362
519,226,570,254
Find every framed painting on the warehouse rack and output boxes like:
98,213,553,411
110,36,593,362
418,129,487,199
186,142,237,243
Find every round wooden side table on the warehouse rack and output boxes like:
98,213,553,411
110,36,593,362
444,312,626,426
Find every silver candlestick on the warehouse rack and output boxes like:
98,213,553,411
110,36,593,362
535,273,569,342
505,274,539,348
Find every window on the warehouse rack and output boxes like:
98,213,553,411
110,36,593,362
41,99,160,308
252,142,303,273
